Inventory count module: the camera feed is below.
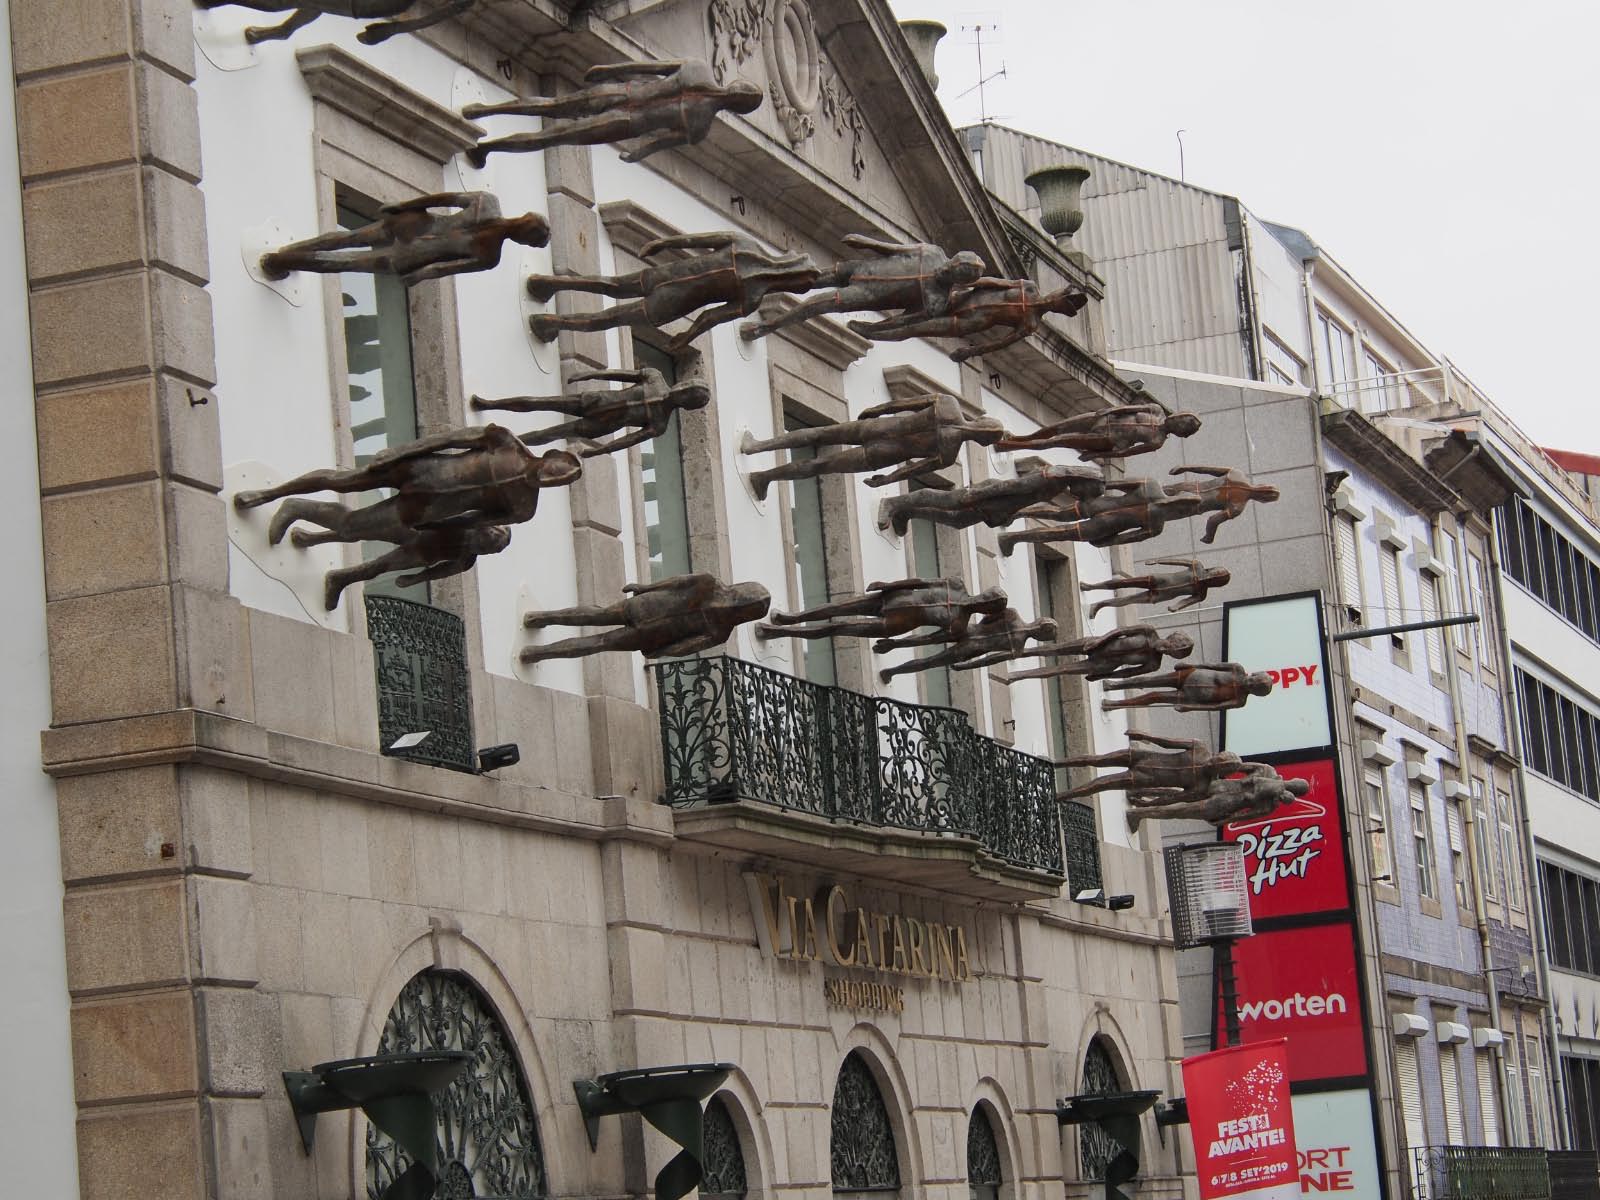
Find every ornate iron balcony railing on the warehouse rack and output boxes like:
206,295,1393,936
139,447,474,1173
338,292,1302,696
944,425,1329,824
1410,1145,1551,1200
366,595,476,772
651,656,1064,877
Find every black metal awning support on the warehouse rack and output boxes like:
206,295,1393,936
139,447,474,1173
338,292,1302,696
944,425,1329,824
1330,613,1479,643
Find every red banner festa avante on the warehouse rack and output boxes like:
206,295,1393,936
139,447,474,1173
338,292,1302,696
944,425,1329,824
1183,1039,1300,1200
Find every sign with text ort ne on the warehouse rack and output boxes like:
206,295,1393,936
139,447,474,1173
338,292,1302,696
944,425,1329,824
1214,924,1368,1084
1183,1039,1299,1200
1221,595,1331,757
1222,759,1352,921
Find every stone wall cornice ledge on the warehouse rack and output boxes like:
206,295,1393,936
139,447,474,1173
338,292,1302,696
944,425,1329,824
40,709,675,847
596,199,680,259
296,44,483,163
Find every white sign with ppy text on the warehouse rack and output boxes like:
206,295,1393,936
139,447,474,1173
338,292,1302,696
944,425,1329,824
1222,595,1332,757
1289,1090,1383,1199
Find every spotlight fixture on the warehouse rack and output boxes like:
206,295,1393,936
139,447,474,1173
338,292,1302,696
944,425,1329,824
1107,894,1136,912
476,743,520,773
386,730,432,755
1074,887,1104,905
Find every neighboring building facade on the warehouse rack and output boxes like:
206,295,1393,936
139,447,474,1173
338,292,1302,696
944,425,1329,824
966,123,1562,1194
6,4,1208,1199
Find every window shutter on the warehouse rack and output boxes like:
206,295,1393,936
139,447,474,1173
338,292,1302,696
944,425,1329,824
1422,575,1443,670
1380,549,1405,644
1447,802,1464,853
1337,517,1362,610
1441,1047,1465,1144
1477,1050,1501,1146
1397,1039,1425,1149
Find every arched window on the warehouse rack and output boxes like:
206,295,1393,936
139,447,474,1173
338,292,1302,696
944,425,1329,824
367,969,548,1199
831,1052,901,1196
701,1095,749,1199
967,1105,1003,1200
1079,1036,1125,1183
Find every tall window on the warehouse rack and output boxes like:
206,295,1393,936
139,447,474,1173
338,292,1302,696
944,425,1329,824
1395,1038,1425,1149
907,504,952,707
1498,788,1524,912
1564,1054,1600,1150
1363,350,1400,413
1438,528,1465,655
1467,552,1493,670
784,409,836,685
967,1107,1003,1200
1411,774,1437,900
1447,795,1472,911
1505,1034,1526,1144
1363,764,1394,883
1420,570,1444,675
1440,1040,1466,1144
1528,1036,1550,1147
1036,551,1080,783
1496,496,1600,648
1515,669,1600,804
831,1053,900,1198
1477,1048,1502,1147
368,970,547,1199
339,198,425,602
1335,513,1364,616
635,342,690,581
1541,860,1600,975
1472,778,1499,902
1378,540,1407,655
1315,310,1355,395
701,1097,748,1199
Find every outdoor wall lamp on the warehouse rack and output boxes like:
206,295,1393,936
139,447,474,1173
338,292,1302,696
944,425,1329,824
572,1062,735,1200
283,1051,472,1200
476,743,520,773
1165,842,1253,1045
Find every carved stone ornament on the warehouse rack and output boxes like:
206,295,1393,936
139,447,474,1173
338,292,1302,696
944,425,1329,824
708,0,764,84
762,0,820,145
819,57,865,180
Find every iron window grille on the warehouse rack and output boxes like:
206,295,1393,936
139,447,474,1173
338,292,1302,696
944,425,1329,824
1410,1145,1551,1200
366,594,475,771
1079,1037,1124,1183
701,1096,748,1198
1062,800,1103,896
968,1106,1003,1199
831,1052,900,1193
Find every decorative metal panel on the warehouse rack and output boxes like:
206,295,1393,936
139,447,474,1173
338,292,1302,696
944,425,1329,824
652,656,1064,877
1062,801,1102,895
1411,1145,1551,1200
967,1107,1002,1186
701,1096,748,1197
1079,1038,1122,1183
831,1053,900,1191
367,971,547,1199
366,595,475,771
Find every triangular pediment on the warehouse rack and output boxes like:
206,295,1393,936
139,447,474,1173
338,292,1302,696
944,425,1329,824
611,0,1019,269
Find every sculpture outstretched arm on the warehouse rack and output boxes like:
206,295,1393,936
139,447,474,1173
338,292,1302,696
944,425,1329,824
1169,593,1207,611
568,369,649,384
623,572,717,597
584,59,683,80
394,553,480,589
620,129,694,163
1148,557,1204,569
865,456,945,488
404,257,485,284
867,576,960,592
953,648,1019,670
1169,464,1231,478
952,327,1027,361
840,233,921,256
582,426,657,456
380,191,477,214
368,425,493,467
1128,730,1195,750
639,231,738,256
856,392,939,419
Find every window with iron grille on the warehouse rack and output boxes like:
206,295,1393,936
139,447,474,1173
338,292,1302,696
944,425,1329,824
1079,1037,1125,1182
967,1106,1003,1200
366,593,475,771
831,1052,901,1196
701,1096,748,1199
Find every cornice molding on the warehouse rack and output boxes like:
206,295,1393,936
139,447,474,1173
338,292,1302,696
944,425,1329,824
297,43,482,164
596,199,681,258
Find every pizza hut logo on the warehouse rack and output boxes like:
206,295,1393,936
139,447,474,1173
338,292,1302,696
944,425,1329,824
1235,822,1325,893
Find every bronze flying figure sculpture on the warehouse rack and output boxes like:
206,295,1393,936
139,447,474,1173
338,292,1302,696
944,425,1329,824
849,276,1088,363
1008,625,1195,683
877,462,1105,537
1126,767,1310,831
464,59,763,166
1162,466,1282,544
526,231,820,349
757,577,1006,643
739,236,986,341
196,0,474,44
997,477,1203,553
471,368,710,457
995,401,1202,462
1080,558,1231,618
260,193,548,287
520,574,770,663
739,393,1004,500
1059,731,1243,800
1099,662,1273,712
315,523,508,612
877,609,1057,683
234,424,582,534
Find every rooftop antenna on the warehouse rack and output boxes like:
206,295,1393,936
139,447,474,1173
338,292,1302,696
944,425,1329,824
1176,129,1187,182
956,22,1006,124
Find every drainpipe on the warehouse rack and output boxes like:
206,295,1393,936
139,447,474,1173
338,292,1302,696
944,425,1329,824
1299,258,1322,396
1484,517,1571,1148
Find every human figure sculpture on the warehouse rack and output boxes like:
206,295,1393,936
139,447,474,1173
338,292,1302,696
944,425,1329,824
997,477,1203,553
1008,625,1194,683
877,463,1105,537
757,577,1005,643
525,231,820,350
233,424,582,534
1162,466,1282,544
520,574,770,663
877,609,1057,682
739,394,1004,500
1126,768,1310,831
739,236,986,342
1080,558,1231,618
464,59,763,166
1059,731,1243,800
848,277,1088,363
195,0,474,44
471,368,710,457
1099,662,1273,712
995,402,1202,462
260,193,548,287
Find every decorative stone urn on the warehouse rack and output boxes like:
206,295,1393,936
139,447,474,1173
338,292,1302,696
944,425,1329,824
898,19,946,90
1025,163,1093,246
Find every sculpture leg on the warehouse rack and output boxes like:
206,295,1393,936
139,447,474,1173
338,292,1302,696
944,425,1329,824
515,417,593,447
750,447,872,501
998,525,1081,556
1101,691,1175,710
1103,670,1181,691
322,549,419,611
235,464,387,510
761,616,887,641
468,115,632,167
741,420,872,455
268,498,350,546
244,8,320,43
1059,749,1133,770
357,0,474,45
260,242,375,280
770,595,878,624
523,600,628,629
1088,593,1149,619
1058,773,1133,800
519,630,632,664
526,271,641,302
529,301,645,343
740,290,844,340
464,92,613,121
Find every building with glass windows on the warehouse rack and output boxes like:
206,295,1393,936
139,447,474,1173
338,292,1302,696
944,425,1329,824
963,124,1567,1195
0,3,1210,1198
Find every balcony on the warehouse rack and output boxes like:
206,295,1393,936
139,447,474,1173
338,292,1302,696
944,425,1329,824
1410,1146,1552,1200
651,656,1067,901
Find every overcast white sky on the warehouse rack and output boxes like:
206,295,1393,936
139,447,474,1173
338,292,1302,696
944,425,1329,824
886,0,1600,453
